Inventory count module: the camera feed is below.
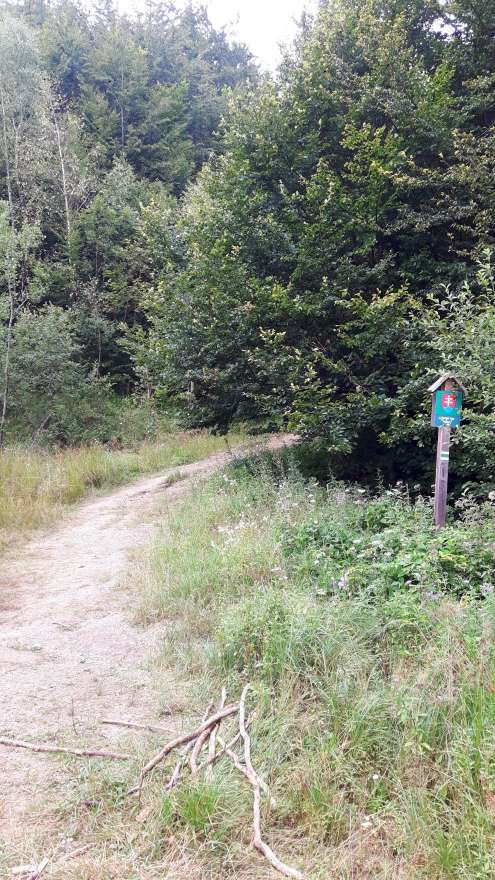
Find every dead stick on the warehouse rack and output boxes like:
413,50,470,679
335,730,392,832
166,699,215,791
207,687,226,779
168,727,245,791
0,738,130,761
61,844,95,861
238,686,304,880
218,737,275,808
134,703,239,792
190,726,212,774
101,718,173,734
26,858,49,880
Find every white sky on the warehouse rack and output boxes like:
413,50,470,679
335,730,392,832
117,0,317,68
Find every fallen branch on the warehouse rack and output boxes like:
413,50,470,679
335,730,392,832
237,686,304,880
189,725,212,774
207,688,226,779
101,718,172,735
12,844,94,879
26,858,49,880
0,738,130,761
166,699,215,791
131,702,239,795
218,736,275,808
61,843,95,861
167,725,245,792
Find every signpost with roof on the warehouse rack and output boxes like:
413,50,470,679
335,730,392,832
428,374,466,529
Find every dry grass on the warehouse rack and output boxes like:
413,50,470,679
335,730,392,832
0,429,243,547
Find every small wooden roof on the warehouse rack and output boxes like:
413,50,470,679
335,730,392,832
428,373,467,395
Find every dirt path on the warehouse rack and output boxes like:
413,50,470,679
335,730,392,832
0,437,293,844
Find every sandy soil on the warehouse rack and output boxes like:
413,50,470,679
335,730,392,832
0,437,293,847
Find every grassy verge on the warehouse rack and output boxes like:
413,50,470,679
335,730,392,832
12,449,495,879
0,428,244,541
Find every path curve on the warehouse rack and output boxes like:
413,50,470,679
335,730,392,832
0,435,294,839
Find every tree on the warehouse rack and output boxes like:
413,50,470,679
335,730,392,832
140,0,495,488
2,303,116,443
0,203,40,444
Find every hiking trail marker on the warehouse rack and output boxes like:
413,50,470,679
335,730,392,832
428,374,466,529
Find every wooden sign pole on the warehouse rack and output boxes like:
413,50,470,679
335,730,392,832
434,424,451,529
433,378,456,530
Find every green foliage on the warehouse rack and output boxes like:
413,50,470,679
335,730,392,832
2,0,495,488
281,484,495,600
1,304,118,443
0,0,257,442
140,0,495,492
40,0,257,184
386,251,495,492
133,456,495,877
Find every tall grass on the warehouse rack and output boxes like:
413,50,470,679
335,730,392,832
0,429,242,541
16,451,495,879
130,452,495,879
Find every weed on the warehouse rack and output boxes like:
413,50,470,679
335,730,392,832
13,450,495,878
131,453,495,878
0,428,244,544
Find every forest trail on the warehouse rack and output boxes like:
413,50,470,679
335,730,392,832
0,436,293,842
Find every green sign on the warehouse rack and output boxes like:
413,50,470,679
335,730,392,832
433,390,463,428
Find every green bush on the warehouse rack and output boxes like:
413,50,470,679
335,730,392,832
280,485,495,601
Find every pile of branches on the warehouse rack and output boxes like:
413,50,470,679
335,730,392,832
3,685,305,880
128,684,304,880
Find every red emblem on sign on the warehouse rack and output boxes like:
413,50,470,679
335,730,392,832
441,393,457,409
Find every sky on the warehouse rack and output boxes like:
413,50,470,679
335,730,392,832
117,0,317,69
204,0,316,68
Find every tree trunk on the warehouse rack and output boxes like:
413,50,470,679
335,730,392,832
0,84,13,218
0,83,14,448
0,291,14,448
52,100,72,251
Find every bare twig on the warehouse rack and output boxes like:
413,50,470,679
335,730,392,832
218,737,275,808
0,738,130,761
165,758,183,791
167,726,245,792
189,726,212,774
207,688,226,779
237,685,304,880
166,699,215,790
61,844,95,861
101,718,173,735
12,844,93,879
26,858,49,880
131,703,239,795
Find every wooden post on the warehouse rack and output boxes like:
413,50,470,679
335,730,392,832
432,378,457,530
434,423,451,529
429,374,466,529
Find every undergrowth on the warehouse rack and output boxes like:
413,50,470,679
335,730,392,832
17,450,495,879
0,427,244,542
133,451,495,879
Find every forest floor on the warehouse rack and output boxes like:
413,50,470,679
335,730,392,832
0,436,293,876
